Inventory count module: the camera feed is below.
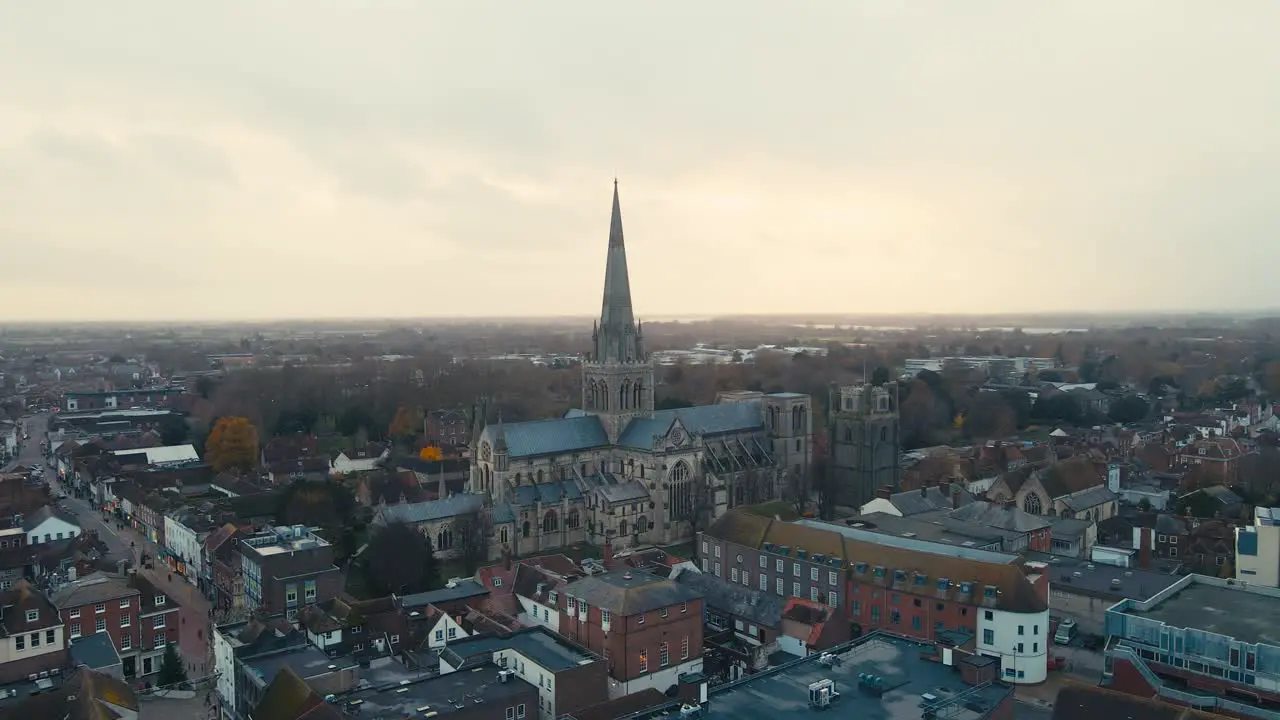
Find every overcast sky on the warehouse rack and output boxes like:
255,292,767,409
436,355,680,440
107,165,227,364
2,2,1277,321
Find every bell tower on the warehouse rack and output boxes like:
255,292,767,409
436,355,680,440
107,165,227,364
583,181,654,442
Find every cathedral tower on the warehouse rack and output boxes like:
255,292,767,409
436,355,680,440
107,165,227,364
583,182,654,442
828,381,900,508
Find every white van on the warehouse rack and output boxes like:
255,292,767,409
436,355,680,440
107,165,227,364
1054,618,1077,645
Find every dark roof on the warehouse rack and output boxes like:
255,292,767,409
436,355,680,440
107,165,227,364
0,581,60,636
20,504,81,532
435,627,595,671
1052,682,1229,720
252,665,332,720
399,579,488,608
70,632,122,671
673,568,784,628
0,667,138,720
565,569,701,615
566,689,673,720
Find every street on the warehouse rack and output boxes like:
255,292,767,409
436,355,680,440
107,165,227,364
32,414,216,683
3,411,49,472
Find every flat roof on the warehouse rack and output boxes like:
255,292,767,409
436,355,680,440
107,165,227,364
336,663,534,718
1023,552,1180,601
703,633,1012,720
1126,582,1280,647
244,646,356,687
794,519,1019,565
443,628,595,671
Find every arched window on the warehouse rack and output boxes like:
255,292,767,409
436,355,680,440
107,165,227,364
636,516,648,534
672,461,690,484
600,381,609,411
619,379,630,410
542,510,558,534
844,426,853,442
1023,493,1042,515
567,510,580,529
514,472,522,483
627,459,635,476
792,405,803,432
633,381,643,408
436,527,454,551
619,519,628,536
536,469,544,483
522,521,531,538
500,525,509,544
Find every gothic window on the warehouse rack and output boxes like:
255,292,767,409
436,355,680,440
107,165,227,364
619,519,628,536
500,525,509,544
536,469,544,483
514,472,522,483
877,393,889,412
581,462,588,477
436,527,454,551
672,461,690,483
636,516,648,534
792,406,804,433
600,381,609,411
567,510,580,530
633,381,643,408
542,510,558,533
522,521,531,538
1023,493,1043,515
619,379,631,410
880,426,887,442
844,426,853,442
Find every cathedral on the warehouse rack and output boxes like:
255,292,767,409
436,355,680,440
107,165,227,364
469,183,814,556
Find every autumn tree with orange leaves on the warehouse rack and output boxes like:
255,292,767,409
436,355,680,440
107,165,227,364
205,416,259,473
419,446,443,461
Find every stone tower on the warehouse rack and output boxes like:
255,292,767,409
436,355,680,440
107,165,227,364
828,381,900,508
582,182,654,442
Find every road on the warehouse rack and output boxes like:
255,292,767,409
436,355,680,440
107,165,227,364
3,411,49,471
39,423,215,681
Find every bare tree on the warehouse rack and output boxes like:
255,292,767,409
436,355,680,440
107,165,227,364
453,511,492,575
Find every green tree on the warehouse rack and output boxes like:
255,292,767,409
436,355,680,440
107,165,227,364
1108,395,1150,424
157,643,189,687
158,414,190,446
870,366,891,386
365,522,440,596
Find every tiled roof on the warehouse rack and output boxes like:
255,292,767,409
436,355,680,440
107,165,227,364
500,416,610,458
1038,457,1104,499
1059,484,1119,512
673,568,784,628
706,511,1046,614
617,401,764,449
888,485,972,516
512,481,583,507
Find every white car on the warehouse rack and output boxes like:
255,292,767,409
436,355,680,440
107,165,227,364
1054,618,1077,645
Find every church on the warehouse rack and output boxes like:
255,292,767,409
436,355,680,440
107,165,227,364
468,183,814,556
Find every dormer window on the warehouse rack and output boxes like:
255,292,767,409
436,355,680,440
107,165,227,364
25,609,38,622
1198,448,1206,456
154,595,166,606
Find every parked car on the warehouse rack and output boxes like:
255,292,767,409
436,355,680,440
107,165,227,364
1054,618,1077,645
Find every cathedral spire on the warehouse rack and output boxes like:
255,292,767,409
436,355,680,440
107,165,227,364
596,181,640,363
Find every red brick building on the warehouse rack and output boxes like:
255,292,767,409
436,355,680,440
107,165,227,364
49,571,179,678
559,569,703,698
0,581,67,683
424,408,471,454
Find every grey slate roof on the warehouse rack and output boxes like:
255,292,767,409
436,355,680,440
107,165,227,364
374,493,485,525
579,473,650,504
70,632,122,671
617,401,763,450
501,416,609,458
1048,517,1093,539
888,486,973,516
513,481,583,507
945,500,1050,532
436,627,594,671
566,569,701,615
1059,484,1119,513
673,568,784,628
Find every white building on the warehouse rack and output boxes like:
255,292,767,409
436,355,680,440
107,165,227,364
1237,506,1280,588
163,513,209,584
974,561,1051,685
24,506,81,545
329,444,389,476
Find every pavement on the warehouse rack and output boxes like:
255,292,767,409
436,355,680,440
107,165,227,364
37,415,216,682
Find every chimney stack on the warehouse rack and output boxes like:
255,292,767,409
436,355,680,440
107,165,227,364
603,537,614,568
1138,528,1153,570
876,486,893,500
951,485,961,510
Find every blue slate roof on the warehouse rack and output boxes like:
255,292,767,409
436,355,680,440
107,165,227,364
492,503,517,524
502,416,609,458
374,493,485,525
512,481,584,507
617,400,764,449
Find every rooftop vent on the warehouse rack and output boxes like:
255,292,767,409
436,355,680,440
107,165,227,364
622,572,633,580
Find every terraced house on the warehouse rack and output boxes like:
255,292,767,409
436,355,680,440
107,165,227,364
700,509,1051,684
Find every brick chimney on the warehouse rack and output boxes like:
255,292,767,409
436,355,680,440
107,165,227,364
1137,527,1153,570
876,486,893,500
951,485,961,510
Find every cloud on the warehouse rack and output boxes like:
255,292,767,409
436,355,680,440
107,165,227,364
0,1,1278,320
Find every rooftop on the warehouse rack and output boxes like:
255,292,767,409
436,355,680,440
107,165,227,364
566,569,701,615
400,579,489,608
335,663,534,719
243,645,357,688
241,524,331,556
1123,577,1280,647
702,633,1012,720
1024,552,1179,601
437,627,596,672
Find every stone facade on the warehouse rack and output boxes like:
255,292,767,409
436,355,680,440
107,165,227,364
827,382,901,508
